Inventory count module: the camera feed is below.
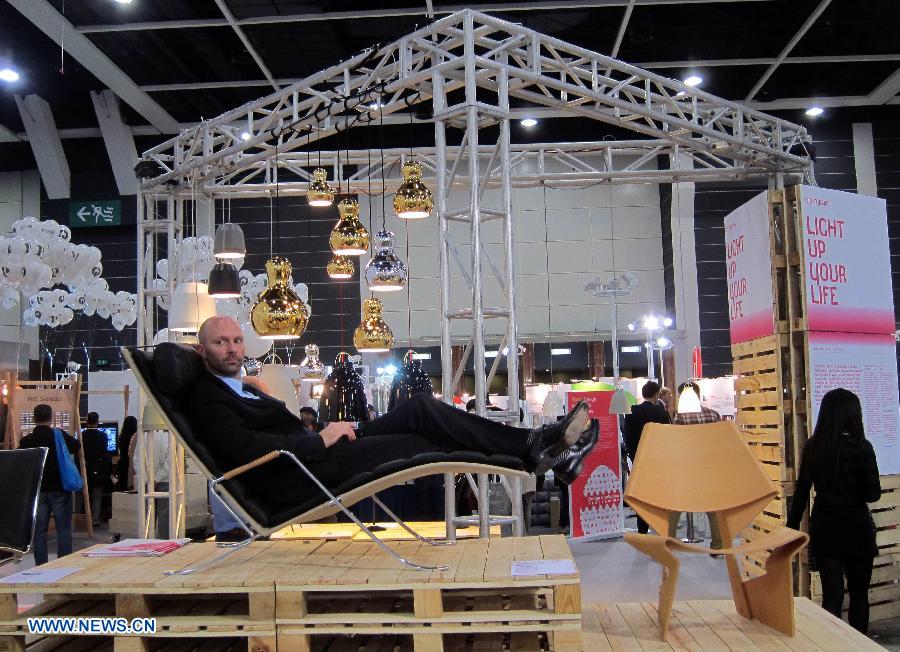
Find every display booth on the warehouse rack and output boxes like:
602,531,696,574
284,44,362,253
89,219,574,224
1,372,93,536
0,10,844,650
728,185,900,621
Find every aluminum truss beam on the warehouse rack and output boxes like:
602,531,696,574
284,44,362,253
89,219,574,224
137,9,810,191
160,139,794,201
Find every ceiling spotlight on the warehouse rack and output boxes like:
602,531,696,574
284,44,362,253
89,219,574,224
240,132,251,141
520,118,538,127
113,0,134,4
683,75,702,87
805,107,824,117
0,68,20,83
369,102,382,110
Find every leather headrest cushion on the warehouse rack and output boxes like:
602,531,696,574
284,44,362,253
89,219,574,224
153,342,205,396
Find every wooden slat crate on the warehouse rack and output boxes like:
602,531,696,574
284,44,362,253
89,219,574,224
809,474,900,623
1,536,581,652
0,542,281,652
274,535,581,652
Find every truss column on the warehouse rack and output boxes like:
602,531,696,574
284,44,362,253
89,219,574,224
498,55,519,422
463,12,487,418
434,72,453,407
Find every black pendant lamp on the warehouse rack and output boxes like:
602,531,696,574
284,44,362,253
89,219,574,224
388,350,433,411
319,352,369,423
208,262,241,298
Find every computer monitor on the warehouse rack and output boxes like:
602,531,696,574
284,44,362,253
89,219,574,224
96,422,119,453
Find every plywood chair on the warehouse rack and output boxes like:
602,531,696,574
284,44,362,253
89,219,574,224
624,421,808,639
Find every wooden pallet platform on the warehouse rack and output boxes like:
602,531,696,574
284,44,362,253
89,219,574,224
582,598,883,651
1,536,580,652
272,535,580,652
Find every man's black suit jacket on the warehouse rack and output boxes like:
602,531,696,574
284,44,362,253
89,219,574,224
623,400,671,459
186,373,327,495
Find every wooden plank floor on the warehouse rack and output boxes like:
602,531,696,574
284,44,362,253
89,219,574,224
582,598,885,651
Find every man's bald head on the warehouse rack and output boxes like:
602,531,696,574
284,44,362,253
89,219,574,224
196,316,246,378
198,315,242,346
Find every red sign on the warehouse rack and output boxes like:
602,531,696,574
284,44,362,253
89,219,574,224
567,391,623,539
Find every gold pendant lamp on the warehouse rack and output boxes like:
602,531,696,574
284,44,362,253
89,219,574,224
329,199,369,255
393,159,433,219
251,257,309,339
354,296,393,353
326,254,355,279
307,168,335,207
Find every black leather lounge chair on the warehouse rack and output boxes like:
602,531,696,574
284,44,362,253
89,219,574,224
123,344,529,574
0,447,48,565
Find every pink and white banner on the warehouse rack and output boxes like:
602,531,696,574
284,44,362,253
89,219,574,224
799,186,893,334
724,191,775,344
807,331,900,474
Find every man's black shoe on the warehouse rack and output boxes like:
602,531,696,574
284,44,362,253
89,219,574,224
553,418,600,485
526,400,590,475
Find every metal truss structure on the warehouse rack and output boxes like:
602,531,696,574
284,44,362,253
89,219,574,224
137,9,811,539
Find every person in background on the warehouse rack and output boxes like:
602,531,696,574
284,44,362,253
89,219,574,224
299,406,321,433
623,381,670,534
657,386,673,416
18,404,80,565
367,404,378,422
81,412,113,526
787,388,881,634
668,382,723,550
115,416,138,491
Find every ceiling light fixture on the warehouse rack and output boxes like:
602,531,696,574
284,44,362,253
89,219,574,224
0,68,20,83
393,159,433,219
683,75,702,87
240,132,251,141
805,107,824,117
520,118,538,127
113,0,133,4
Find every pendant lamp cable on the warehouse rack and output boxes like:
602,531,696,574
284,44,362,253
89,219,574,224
378,91,388,232
542,183,554,381
274,134,281,256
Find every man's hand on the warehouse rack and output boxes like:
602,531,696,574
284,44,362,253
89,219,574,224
240,376,271,395
319,422,357,447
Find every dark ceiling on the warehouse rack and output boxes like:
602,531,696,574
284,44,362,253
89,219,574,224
0,0,898,146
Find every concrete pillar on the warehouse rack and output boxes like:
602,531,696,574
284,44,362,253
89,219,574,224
852,123,878,197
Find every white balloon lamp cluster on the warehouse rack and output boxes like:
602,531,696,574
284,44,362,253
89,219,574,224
0,216,137,331
151,235,311,356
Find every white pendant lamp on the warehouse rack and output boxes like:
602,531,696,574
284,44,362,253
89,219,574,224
168,282,216,332
677,383,702,414
542,387,566,418
609,387,632,415
259,364,301,416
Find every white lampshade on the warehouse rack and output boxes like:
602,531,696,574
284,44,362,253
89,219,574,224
609,388,632,415
169,282,216,332
677,386,702,414
259,364,301,417
542,388,566,418
141,401,168,431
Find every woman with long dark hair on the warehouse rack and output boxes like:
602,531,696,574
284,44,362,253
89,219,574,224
114,416,138,491
787,388,881,633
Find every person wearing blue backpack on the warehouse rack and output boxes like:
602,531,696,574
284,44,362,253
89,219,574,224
18,403,82,565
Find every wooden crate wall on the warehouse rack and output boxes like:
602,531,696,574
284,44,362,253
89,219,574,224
731,187,900,619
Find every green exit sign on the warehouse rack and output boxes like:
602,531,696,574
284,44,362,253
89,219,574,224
95,358,111,368
69,200,122,227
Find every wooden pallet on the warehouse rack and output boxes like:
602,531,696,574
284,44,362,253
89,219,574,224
0,543,281,652
582,598,882,651
809,474,900,623
273,535,580,652
0,536,580,652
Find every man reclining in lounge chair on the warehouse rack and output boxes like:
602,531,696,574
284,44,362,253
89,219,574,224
186,316,598,507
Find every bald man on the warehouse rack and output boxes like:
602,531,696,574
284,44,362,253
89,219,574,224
187,316,595,507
